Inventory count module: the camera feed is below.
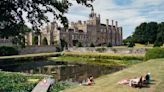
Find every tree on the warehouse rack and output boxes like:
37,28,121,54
90,43,95,47
60,39,67,50
128,42,135,47
0,0,94,38
11,23,31,48
132,22,158,44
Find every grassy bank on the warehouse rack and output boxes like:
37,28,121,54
64,59,164,92
0,52,60,61
0,71,43,92
62,52,144,60
50,56,142,66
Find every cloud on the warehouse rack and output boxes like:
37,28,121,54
65,0,164,39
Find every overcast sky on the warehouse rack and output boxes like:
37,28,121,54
65,0,164,39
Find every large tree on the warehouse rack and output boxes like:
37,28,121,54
0,0,94,38
132,22,158,44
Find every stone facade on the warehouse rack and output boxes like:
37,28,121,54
0,37,13,46
26,9,123,47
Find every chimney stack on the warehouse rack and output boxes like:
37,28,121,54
116,21,118,28
106,19,109,26
112,20,114,27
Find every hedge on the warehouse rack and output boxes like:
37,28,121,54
63,52,144,60
0,46,18,56
144,48,164,61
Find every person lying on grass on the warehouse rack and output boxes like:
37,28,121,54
118,76,143,87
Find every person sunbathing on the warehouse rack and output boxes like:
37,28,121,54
80,76,95,86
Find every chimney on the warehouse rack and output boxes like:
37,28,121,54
112,20,114,27
106,19,109,26
84,21,86,24
98,14,100,18
116,21,118,28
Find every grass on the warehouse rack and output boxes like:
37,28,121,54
49,56,142,66
62,52,144,60
63,59,164,92
0,52,60,60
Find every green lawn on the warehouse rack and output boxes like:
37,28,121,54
64,59,164,92
0,52,60,60
49,56,142,66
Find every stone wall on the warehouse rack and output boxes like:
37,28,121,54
67,47,149,54
19,46,57,54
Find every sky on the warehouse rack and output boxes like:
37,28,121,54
65,0,164,39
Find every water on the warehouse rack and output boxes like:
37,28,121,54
0,60,125,83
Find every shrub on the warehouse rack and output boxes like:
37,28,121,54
107,42,112,47
0,72,41,92
49,81,71,92
42,37,48,45
144,48,164,61
63,52,144,60
153,41,163,47
96,47,106,52
76,42,83,47
90,43,95,47
0,46,18,56
128,42,135,47
32,36,38,45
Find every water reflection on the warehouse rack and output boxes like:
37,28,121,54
1,60,125,83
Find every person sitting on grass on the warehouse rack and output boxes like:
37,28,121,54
144,73,151,84
81,76,95,86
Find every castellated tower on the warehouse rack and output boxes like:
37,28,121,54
25,9,123,47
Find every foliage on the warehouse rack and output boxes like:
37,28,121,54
107,42,112,47
0,46,18,56
128,42,135,47
62,52,144,60
32,36,38,45
90,43,95,47
60,39,67,50
73,40,78,46
155,22,164,46
126,22,164,45
51,56,142,66
49,81,71,92
43,37,48,45
0,0,93,38
153,41,163,47
96,47,107,52
123,36,133,45
0,72,42,92
76,42,83,47
144,48,164,61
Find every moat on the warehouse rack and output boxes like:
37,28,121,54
0,60,125,83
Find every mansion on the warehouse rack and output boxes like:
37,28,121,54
25,9,123,47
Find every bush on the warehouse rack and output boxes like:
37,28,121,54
144,48,164,61
63,52,144,60
90,43,95,47
42,37,48,45
0,46,18,56
0,72,41,92
153,41,163,47
76,42,83,47
96,47,106,52
128,42,135,47
107,42,112,47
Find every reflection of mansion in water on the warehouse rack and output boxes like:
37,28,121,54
25,9,123,47
22,64,123,82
